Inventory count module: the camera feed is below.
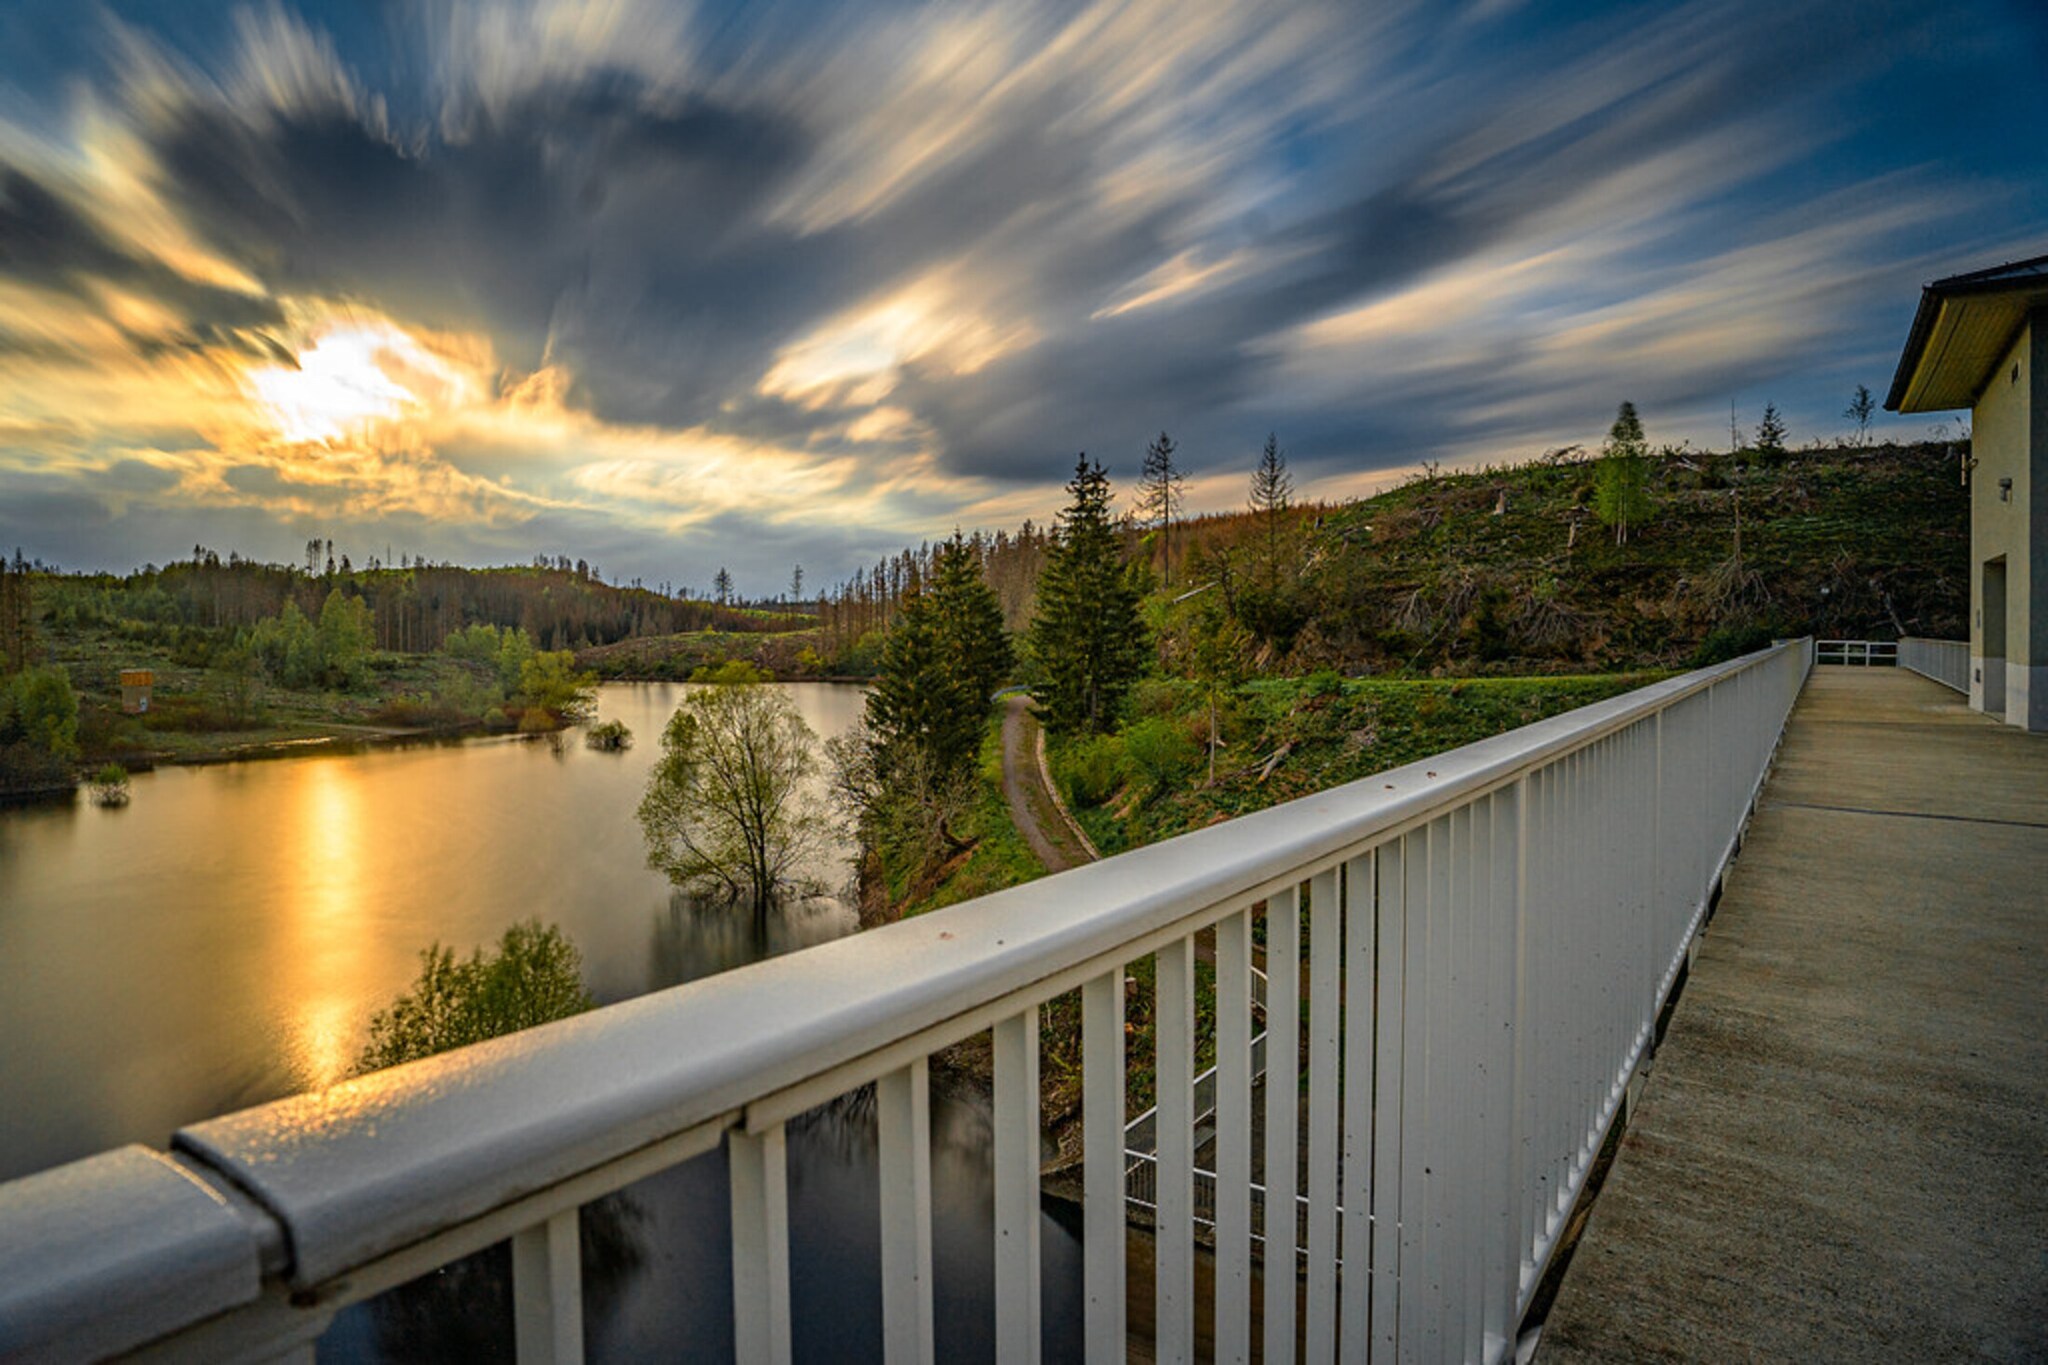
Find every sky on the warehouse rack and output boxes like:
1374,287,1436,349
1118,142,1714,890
1,0,2045,594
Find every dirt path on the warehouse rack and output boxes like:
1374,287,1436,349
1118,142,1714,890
999,694,1094,874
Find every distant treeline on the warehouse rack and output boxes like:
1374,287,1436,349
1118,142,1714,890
808,504,1325,668
31,550,796,657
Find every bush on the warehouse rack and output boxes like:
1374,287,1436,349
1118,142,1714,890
90,763,130,807
1121,716,1198,794
355,921,594,1074
1,664,80,759
1303,668,1345,699
585,719,633,751
1690,623,1776,667
1130,678,1192,717
1058,733,1127,806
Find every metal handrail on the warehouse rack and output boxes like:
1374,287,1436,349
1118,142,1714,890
0,640,1815,1364
1898,637,1969,694
1815,639,1898,666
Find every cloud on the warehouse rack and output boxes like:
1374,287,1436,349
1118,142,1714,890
0,0,2042,586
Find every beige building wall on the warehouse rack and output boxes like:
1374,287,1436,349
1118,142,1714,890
1968,313,2048,730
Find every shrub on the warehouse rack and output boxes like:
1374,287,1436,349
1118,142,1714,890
1058,733,1127,806
356,921,595,1074
90,763,130,807
1121,716,1198,794
585,719,633,751
1690,623,1776,667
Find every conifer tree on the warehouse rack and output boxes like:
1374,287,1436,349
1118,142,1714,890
1755,403,1789,457
1248,432,1293,590
1594,401,1653,545
1032,456,1146,734
866,535,1011,781
1138,430,1186,587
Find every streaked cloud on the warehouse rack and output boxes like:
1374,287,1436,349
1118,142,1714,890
0,0,2043,586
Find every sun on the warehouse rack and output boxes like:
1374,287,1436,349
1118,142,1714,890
246,322,435,443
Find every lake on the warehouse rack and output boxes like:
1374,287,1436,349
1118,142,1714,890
0,682,1083,1361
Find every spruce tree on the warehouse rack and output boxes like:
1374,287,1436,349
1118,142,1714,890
1248,433,1293,590
1139,430,1186,587
1032,456,1146,735
866,534,1011,780
1755,403,1789,457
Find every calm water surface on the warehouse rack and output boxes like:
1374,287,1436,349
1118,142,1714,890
0,682,1082,1361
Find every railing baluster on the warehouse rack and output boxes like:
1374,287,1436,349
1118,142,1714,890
1503,777,1531,1329
994,1008,1042,1365
730,1124,792,1365
1083,968,1127,1363
1305,867,1342,1360
513,1208,583,1365
1371,842,1407,1364
1339,852,1376,1362
1157,937,1196,1362
1422,813,1452,1361
1263,884,1302,1363
1396,822,1433,1355
1463,796,1493,1365
1216,913,1254,1363
878,1059,935,1365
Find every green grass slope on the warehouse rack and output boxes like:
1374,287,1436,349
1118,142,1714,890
1293,440,1967,673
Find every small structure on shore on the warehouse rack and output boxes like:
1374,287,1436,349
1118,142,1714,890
119,670,154,715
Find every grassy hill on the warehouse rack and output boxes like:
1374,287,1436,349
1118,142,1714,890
1275,439,1967,674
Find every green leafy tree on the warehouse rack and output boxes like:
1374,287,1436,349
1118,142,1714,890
1138,431,1187,587
0,664,80,790
352,923,630,1359
1187,596,1251,783
1,664,79,759
355,921,595,1074
868,534,1012,782
1031,456,1147,734
517,649,598,725
1594,401,1654,545
1755,402,1789,457
315,588,373,688
640,665,828,912
248,600,318,687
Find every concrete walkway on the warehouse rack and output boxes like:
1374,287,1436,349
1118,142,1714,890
1541,668,2048,1362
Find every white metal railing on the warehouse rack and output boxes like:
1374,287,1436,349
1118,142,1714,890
1815,639,1897,667
0,640,1815,1365
1898,637,1969,694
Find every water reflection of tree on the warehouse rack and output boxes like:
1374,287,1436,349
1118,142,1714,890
648,887,858,990
368,1194,646,1362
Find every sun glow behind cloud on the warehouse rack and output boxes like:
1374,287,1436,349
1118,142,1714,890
247,324,442,442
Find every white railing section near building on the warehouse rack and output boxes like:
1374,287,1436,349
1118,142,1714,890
1815,639,1897,667
0,641,1815,1365
1898,637,1969,694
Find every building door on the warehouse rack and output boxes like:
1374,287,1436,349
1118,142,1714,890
1983,556,2007,717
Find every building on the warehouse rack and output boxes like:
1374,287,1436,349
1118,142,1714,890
118,669,153,715
1887,252,2048,732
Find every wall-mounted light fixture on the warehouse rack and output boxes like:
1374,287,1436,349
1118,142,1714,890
1999,477,2013,502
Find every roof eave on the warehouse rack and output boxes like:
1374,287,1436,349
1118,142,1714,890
1884,289,1944,412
